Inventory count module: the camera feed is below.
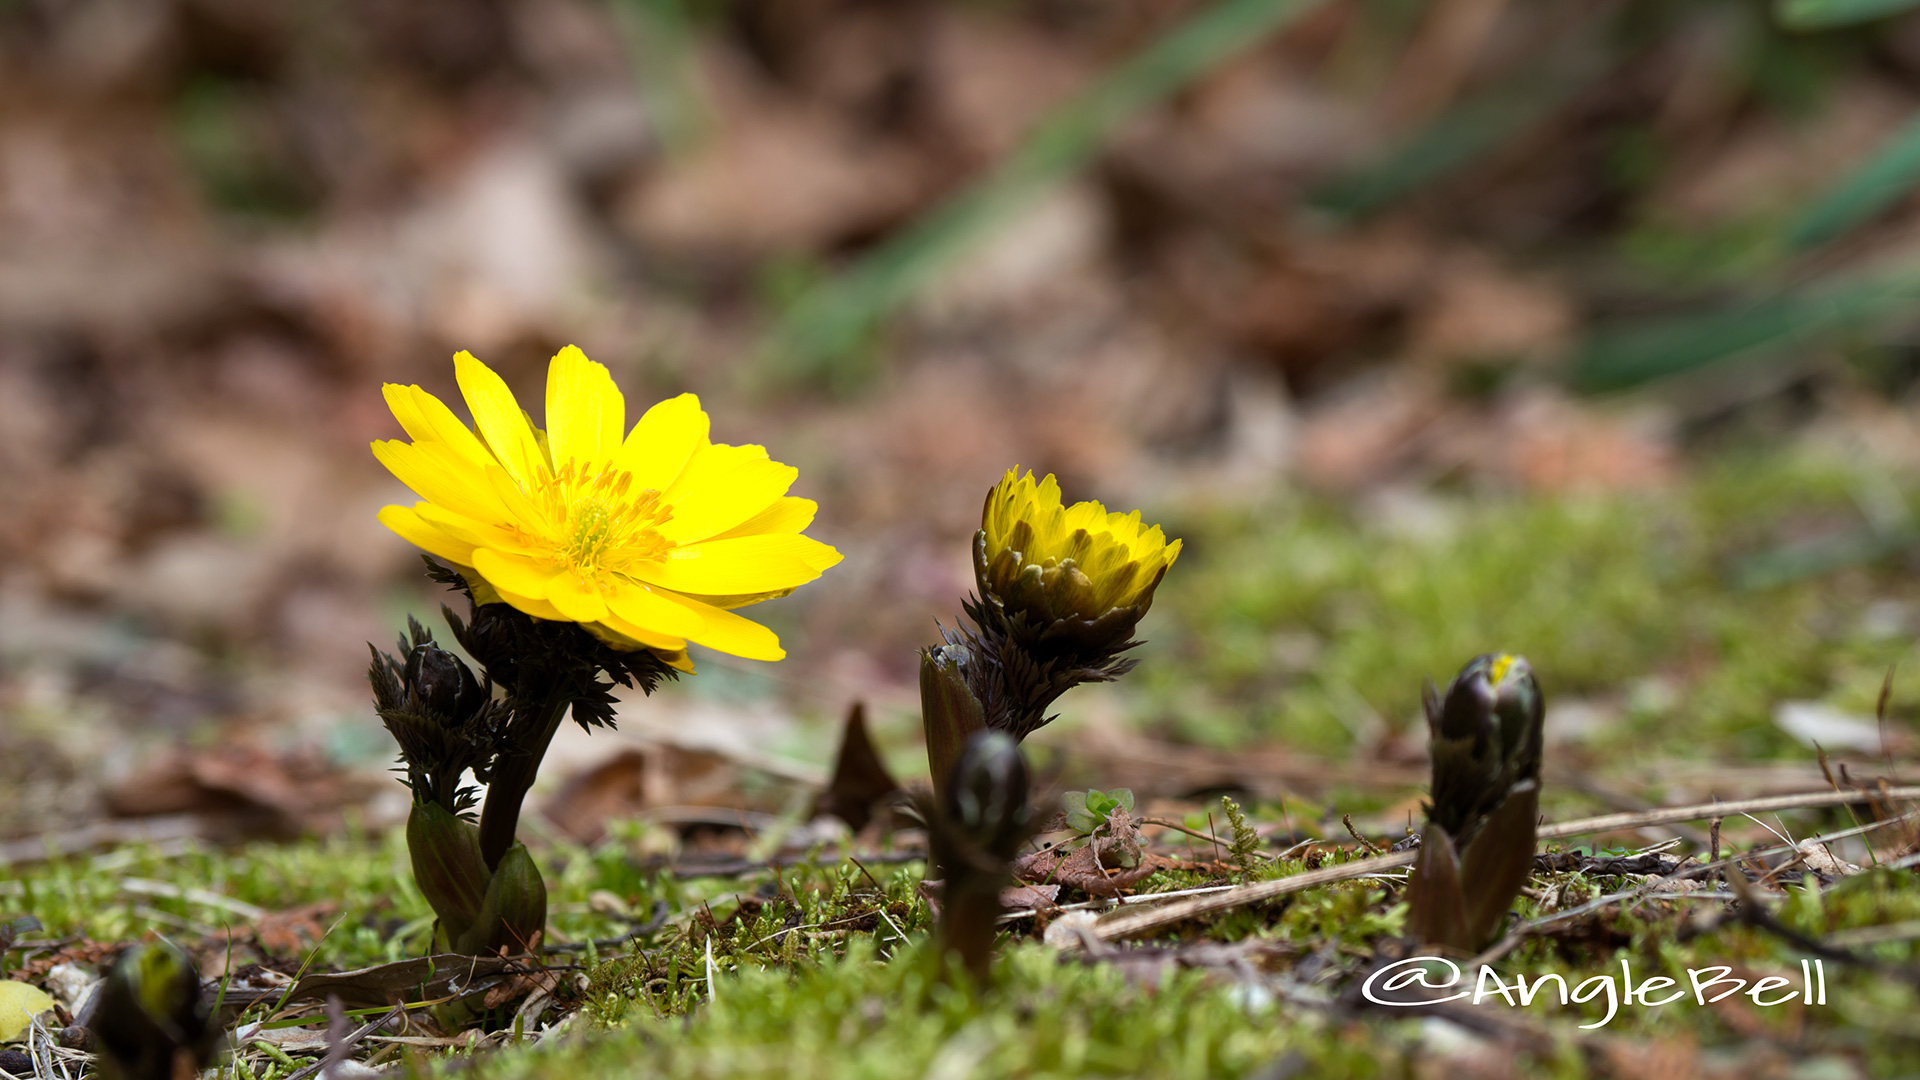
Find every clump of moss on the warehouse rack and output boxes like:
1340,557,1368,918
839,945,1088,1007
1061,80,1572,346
1137,450,1917,764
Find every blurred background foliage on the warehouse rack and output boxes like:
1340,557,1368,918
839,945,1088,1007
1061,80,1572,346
7,0,1920,842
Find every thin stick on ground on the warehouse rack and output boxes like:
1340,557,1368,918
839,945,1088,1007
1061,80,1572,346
278,1004,406,1080
1467,808,1917,968
1077,785,1920,945
1342,814,1383,855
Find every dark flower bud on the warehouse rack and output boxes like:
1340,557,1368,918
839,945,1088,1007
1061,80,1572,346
922,731,1034,985
88,942,217,1080
405,643,484,724
945,731,1033,863
368,618,499,817
1425,653,1543,846
1410,653,1546,952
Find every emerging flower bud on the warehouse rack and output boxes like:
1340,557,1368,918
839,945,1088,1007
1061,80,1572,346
920,731,1034,985
1409,652,1546,952
936,469,1182,742
369,617,500,817
89,942,217,1080
944,731,1033,864
1424,652,1544,847
404,642,485,727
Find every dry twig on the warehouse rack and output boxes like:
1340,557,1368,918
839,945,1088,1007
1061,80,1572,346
1076,785,1920,945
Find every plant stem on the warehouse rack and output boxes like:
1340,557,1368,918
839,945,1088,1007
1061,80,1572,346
940,882,1004,985
478,691,572,871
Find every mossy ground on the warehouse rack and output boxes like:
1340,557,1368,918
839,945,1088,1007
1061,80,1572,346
1139,446,1920,764
8,444,1920,1077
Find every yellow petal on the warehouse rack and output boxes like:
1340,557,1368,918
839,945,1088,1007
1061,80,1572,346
489,582,570,622
635,534,840,595
662,441,769,507
409,385,498,468
379,505,478,565
372,440,506,523
605,580,707,638
1079,536,1127,575
588,611,688,653
545,346,625,473
657,457,797,544
614,393,709,493
383,384,495,470
672,593,786,661
1063,500,1108,536
0,980,55,1042
455,351,548,489
412,503,530,554
383,382,434,440
547,571,610,623
708,496,818,541
472,548,563,600
484,463,551,534
669,587,796,610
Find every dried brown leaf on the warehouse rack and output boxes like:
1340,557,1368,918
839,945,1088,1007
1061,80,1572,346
812,703,900,833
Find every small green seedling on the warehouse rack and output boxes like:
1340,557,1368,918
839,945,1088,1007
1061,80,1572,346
1061,788,1135,837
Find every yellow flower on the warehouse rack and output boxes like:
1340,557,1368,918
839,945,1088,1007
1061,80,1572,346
373,347,841,667
972,469,1180,660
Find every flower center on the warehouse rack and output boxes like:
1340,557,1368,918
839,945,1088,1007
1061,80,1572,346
529,461,675,575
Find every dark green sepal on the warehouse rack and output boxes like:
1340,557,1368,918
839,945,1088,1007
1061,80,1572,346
407,800,490,947
920,645,987,803
450,842,548,956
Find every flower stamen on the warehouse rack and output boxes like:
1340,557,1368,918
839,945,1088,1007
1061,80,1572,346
521,460,676,576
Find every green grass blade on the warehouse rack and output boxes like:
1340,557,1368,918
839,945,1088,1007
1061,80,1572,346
761,0,1329,388
1568,261,1920,392
1787,112,1920,249
611,0,711,156
1306,90,1565,222
1733,527,1919,589
1776,0,1920,30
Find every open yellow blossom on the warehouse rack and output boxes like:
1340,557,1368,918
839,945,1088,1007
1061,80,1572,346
374,347,841,667
979,468,1181,621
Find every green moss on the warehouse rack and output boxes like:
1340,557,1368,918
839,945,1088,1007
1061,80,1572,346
498,939,1386,1080
1137,449,1918,765
10,812,1920,1076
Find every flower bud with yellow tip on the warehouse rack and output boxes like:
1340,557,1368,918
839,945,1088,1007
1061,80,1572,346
88,942,217,1080
1408,652,1546,952
1424,652,1543,849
